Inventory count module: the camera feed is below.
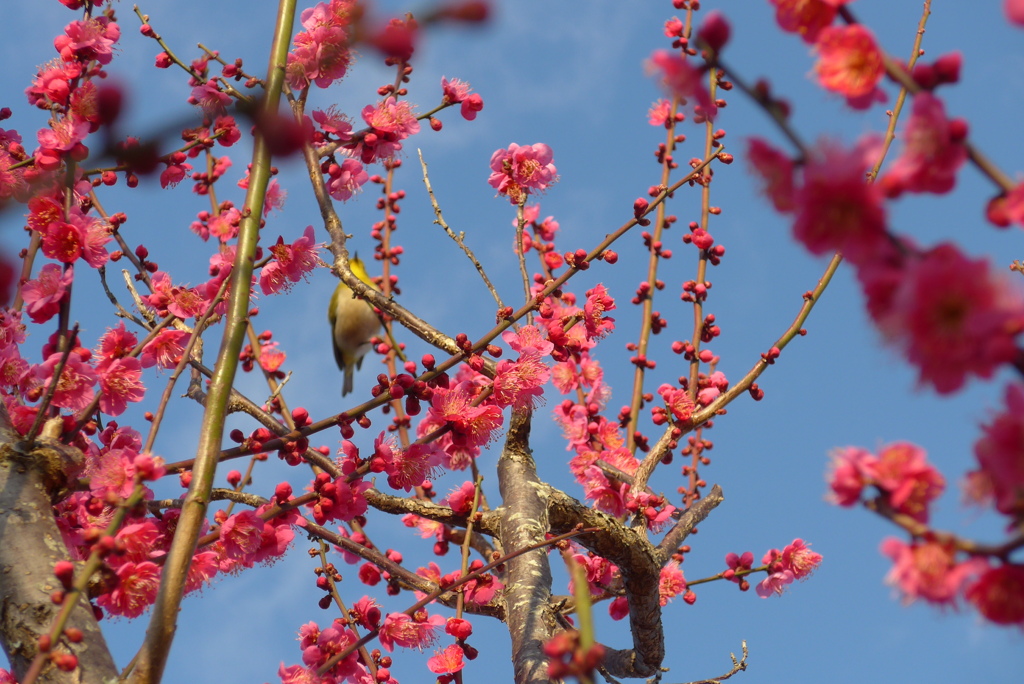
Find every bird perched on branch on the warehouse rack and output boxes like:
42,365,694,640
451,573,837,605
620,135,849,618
328,255,381,396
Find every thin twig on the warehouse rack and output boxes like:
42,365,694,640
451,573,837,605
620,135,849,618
26,323,80,444
867,0,932,181
837,4,1015,192
672,641,748,684
98,265,148,327
417,149,506,309
515,203,531,325
625,92,684,455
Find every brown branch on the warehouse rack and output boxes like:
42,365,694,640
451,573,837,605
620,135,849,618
302,520,504,618
656,484,725,563
364,487,500,536
418,149,506,309
316,524,591,677
147,487,266,512
671,641,748,684
865,496,1024,559
545,489,662,678
625,96,684,455
0,407,119,683
162,356,340,476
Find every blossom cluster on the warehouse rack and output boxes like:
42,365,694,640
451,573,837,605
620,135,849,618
0,0,475,652
285,0,357,91
877,536,1024,627
747,2,1024,396
44,418,300,621
755,539,823,598
487,143,558,205
749,130,1024,395
827,436,1024,626
763,0,885,108
739,1,1024,631
828,443,944,522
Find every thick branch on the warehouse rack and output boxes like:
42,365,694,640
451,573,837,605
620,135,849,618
0,411,118,683
545,488,663,678
497,409,558,684
543,484,725,677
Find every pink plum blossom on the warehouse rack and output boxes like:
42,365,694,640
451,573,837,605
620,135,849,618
881,538,984,606
885,244,1024,394
21,263,72,324
883,93,968,196
377,611,445,652
427,644,466,674
325,158,368,202
488,143,558,204
791,138,887,265
970,383,1024,517
814,25,884,103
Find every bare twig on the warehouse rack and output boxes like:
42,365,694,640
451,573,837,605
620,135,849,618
97,265,149,327
515,203,532,326
837,4,1015,193
866,0,932,181
418,149,506,309
672,641,748,684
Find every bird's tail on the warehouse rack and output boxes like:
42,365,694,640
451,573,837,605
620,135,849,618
343,364,354,397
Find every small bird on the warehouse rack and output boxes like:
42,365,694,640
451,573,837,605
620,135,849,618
328,255,382,396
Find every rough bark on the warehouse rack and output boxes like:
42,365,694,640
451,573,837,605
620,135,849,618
546,487,662,677
0,409,118,683
545,480,725,677
497,409,559,684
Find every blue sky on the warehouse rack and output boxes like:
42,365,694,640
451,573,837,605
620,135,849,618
2,1,1023,682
